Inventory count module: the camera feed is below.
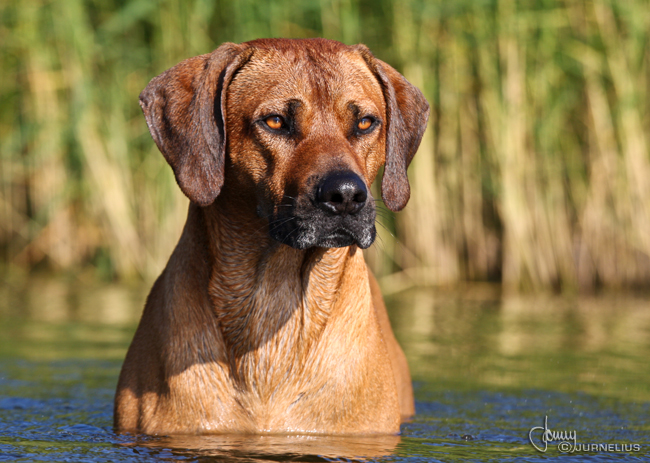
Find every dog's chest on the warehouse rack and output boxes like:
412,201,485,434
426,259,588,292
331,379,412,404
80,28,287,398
160,247,397,433
185,310,383,433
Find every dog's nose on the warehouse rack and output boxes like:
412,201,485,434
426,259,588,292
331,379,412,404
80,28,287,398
316,171,368,215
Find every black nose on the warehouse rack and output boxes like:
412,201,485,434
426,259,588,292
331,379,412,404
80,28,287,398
316,171,368,216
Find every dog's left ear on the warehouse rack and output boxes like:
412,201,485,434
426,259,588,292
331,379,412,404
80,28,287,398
139,43,253,206
354,45,430,212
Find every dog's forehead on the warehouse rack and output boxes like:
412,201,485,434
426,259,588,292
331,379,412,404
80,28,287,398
228,44,384,111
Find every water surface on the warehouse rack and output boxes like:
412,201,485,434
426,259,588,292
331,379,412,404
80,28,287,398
1,278,649,461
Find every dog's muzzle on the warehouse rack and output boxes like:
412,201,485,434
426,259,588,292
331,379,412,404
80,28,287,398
268,171,377,250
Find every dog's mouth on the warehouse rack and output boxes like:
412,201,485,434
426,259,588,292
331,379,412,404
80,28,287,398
312,225,375,249
318,229,358,248
268,214,376,250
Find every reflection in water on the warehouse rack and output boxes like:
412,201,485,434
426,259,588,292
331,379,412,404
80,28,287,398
0,276,146,326
386,288,650,402
121,433,401,462
1,278,649,461
0,277,145,360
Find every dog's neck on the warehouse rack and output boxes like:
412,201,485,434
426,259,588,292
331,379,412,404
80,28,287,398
193,195,363,387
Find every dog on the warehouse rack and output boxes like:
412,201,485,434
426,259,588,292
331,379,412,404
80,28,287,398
114,38,429,435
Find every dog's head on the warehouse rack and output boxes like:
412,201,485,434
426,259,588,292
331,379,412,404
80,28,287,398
140,38,429,250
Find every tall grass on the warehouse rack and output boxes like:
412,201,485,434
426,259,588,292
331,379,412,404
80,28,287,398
1,0,649,291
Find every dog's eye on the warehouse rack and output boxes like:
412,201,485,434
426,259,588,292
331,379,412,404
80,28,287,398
357,117,373,132
265,116,285,130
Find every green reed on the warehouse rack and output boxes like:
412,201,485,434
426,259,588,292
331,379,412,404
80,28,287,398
2,0,649,291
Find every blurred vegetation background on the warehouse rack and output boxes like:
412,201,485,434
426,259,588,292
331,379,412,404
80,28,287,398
1,0,650,292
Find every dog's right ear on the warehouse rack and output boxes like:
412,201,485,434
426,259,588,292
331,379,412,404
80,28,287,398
139,43,253,206
353,45,429,212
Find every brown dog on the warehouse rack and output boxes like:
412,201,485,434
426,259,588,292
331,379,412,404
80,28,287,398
114,38,428,435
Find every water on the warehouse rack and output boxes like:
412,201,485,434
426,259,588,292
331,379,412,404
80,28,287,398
1,278,649,462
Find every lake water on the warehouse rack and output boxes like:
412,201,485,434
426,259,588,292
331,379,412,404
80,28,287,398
1,278,649,462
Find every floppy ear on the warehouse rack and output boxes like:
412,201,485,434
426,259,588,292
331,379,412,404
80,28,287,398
354,45,430,212
139,43,253,206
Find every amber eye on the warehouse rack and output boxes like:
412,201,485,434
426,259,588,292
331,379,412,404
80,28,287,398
357,117,373,131
265,116,285,130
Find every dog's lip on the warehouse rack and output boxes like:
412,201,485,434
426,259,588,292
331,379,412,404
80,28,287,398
316,229,356,248
317,226,374,249
267,198,377,250
321,229,354,241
